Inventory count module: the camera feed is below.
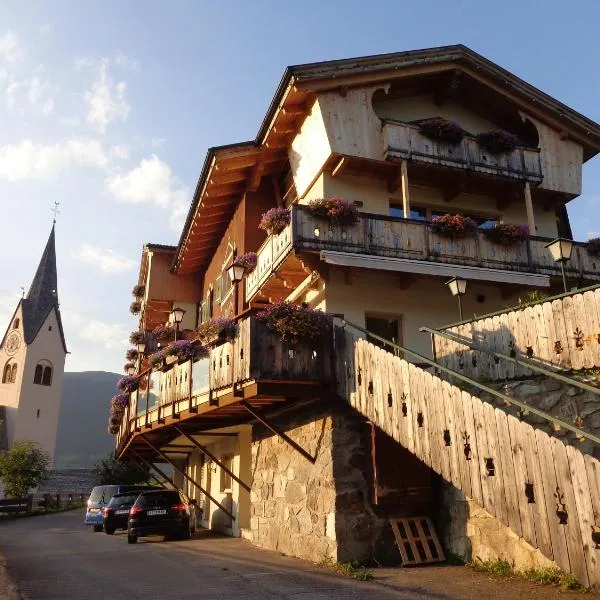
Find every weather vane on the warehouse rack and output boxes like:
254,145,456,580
51,201,60,224
20,286,24,298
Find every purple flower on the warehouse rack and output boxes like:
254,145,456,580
259,207,291,235
257,301,332,342
149,349,167,367
111,394,129,408
116,375,138,393
307,198,359,226
194,318,238,343
232,252,258,272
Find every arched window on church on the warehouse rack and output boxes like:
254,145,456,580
34,364,43,385
42,366,52,386
2,361,15,384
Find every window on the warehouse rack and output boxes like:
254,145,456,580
37,409,40,419
34,362,52,386
208,289,214,319
220,454,234,492
390,204,427,221
2,361,16,384
48,326,52,331
13,318,19,329
365,314,403,356
215,275,222,304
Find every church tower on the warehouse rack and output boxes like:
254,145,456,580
0,225,67,466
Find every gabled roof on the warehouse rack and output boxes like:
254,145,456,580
21,225,67,353
173,44,600,275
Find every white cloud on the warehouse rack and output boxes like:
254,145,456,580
106,154,189,230
80,320,129,350
6,75,56,115
110,144,130,160
40,24,53,35
0,139,109,181
151,137,165,148
0,292,21,334
76,244,136,273
0,31,24,80
114,52,140,71
59,116,81,127
83,58,130,132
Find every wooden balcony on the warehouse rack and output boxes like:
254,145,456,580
383,120,543,184
246,206,600,300
116,316,332,456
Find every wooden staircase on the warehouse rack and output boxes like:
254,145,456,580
333,327,600,590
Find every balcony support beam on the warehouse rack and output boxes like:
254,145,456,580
131,450,190,499
173,426,251,493
400,160,410,219
240,401,316,463
524,182,536,234
140,436,236,520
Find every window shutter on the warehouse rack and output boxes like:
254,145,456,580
215,276,222,303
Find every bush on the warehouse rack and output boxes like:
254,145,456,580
481,223,529,245
476,129,520,154
0,441,50,498
93,454,151,486
194,318,238,344
257,301,332,343
307,197,360,227
431,214,478,239
587,237,600,257
418,118,464,144
259,207,291,235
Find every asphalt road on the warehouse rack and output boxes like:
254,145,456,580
0,510,596,600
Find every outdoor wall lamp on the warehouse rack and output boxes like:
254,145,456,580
446,276,467,321
126,365,136,376
171,307,186,341
545,237,574,293
226,263,245,283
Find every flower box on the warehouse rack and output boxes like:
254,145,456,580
430,214,478,239
476,129,519,155
418,118,464,144
259,207,291,235
482,223,529,246
306,198,360,227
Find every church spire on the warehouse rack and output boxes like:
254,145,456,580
21,225,66,352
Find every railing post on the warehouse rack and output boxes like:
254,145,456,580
526,237,534,272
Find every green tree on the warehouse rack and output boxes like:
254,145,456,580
93,454,152,486
0,441,50,498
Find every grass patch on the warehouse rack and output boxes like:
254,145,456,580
319,557,373,581
470,559,588,592
522,567,587,592
445,552,466,566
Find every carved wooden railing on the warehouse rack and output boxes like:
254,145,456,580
334,326,600,590
117,316,332,442
433,285,600,381
246,206,600,300
383,120,543,183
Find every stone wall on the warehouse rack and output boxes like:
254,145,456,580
440,483,558,571
242,400,394,564
476,372,600,458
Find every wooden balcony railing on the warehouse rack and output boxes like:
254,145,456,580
383,120,543,183
246,205,600,300
116,316,332,445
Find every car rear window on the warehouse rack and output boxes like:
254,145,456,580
135,491,180,508
89,485,119,503
108,493,139,507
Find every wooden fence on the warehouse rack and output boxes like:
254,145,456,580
334,327,600,590
434,286,600,381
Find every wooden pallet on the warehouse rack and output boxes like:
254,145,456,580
390,517,445,566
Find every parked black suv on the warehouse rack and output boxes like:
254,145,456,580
102,488,159,534
127,489,191,544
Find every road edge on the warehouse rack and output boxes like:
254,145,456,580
0,555,21,600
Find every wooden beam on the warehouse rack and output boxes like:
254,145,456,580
173,426,251,492
140,436,235,520
246,162,265,192
271,176,283,207
331,156,348,178
285,271,320,303
240,401,316,463
400,160,410,219
281,105,306,118
524,182,536,234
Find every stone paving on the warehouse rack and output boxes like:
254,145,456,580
0,509,597,599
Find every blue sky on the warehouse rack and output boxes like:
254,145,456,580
0,0,599,373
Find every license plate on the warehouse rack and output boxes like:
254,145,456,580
147,509,166,516
116,510,129,515
89,508,100,513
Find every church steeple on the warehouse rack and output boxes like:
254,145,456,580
21,225,67,352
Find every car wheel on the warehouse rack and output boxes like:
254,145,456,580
127,533,137,544
104,526,115,535
93,525,103,532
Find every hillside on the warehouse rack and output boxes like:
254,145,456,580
54,371,120,469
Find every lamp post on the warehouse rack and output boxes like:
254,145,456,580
446,276,468,321
226,262,246,317
545,237,574,293
170,307,186,341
